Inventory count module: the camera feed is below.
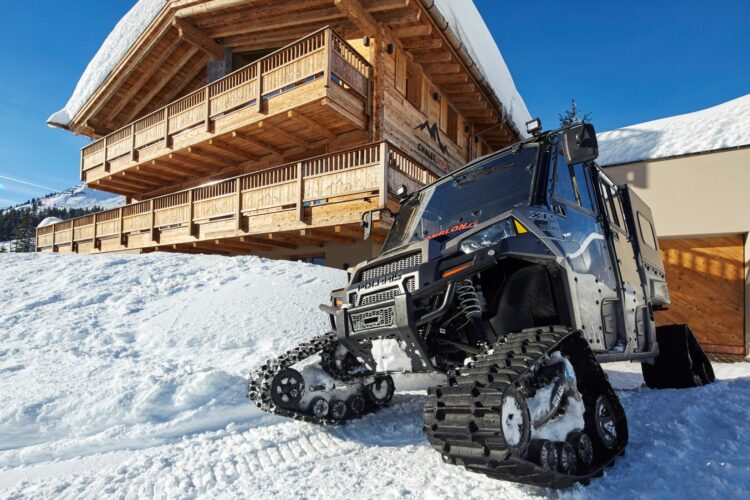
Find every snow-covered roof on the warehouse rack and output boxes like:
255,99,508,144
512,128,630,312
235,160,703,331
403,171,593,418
49,0,531,135
597,93,750,166
430,0,531,134
47,0,167,127
37,217,64,229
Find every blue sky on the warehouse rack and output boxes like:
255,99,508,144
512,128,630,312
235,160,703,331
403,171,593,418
0,0,748,208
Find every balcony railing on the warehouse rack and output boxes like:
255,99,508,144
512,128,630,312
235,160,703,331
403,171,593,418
39,142,438,254
80,27,371,183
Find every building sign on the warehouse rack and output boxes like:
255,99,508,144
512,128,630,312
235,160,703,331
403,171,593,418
414,121,448,154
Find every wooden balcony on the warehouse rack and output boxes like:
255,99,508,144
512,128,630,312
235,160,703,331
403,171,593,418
39,142,437,255
80,27,371,197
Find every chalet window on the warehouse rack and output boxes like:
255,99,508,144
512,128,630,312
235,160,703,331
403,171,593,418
405,61,423,111
446,105,458,144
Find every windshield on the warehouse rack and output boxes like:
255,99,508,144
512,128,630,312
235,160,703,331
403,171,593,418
382,144,538,252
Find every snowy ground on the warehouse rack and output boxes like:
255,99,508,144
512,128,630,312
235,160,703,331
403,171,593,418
1,253,748,499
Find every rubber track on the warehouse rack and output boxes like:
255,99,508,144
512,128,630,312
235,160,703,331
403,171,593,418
247,332,384,425
423,326,627,488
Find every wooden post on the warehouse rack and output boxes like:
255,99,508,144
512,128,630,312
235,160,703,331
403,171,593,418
187,189,194,237
130,123,137,161
80,149,85,181
235,178,243,231
103,136,109,173
70,219,76,253
296,161,304,222
378,142,388,208
204,87,211,132
118,208,124,247
323,29,331,88
256,60,264,114
92,213,98,250
164,106,171,149
51,223,57,252
150,200,157,243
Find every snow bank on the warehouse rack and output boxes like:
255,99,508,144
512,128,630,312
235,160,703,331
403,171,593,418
1,253,749,498
47,0,167,127
431,0,532,134
597,93,750,166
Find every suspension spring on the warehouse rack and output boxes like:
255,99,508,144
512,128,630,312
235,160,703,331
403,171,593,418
456,279,482,320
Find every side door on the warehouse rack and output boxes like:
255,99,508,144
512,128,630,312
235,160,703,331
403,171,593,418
595,174,650,353
547,146,620,351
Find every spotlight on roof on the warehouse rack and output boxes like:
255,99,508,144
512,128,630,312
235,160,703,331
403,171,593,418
525,118,542,137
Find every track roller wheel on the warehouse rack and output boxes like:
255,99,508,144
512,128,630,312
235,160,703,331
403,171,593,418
270,368,304,410
555,441,577,475
348,395,366,418
499,387,531,454
528,439,558,471
309,397,329,419
566,431,594,470
330,399,348,421
594,395,618,450
365,375,395,407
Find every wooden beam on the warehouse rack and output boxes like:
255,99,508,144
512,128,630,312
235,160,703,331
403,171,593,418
268,232,323,248
209,8,344,39
391,24,432,38
167,154,214,173
241,236,297,250
300,229,356,245
232,130,283,156
104,38,182,125
415,52,451,64
334,0,378,38
207,139,259,161
287,110,336,140
173,18,224,60
422,63,460,74
257,121,307,150
363,0,411,12
123,46,200,124
402,38,441,50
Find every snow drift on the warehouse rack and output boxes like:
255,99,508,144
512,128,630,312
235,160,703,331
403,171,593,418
0,253,749,498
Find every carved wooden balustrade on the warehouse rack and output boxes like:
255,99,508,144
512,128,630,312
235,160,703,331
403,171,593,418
38,142,438,254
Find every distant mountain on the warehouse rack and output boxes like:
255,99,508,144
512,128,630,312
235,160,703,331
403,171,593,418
0,185,125,249
10,184,124,213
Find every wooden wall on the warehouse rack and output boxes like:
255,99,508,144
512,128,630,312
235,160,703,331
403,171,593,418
655,235,746,354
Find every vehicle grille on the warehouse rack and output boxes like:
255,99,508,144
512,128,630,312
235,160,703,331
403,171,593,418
350,306,394,331
404,276,416,293
360,287,399,306
360,253,422,282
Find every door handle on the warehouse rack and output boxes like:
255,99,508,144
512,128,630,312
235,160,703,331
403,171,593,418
553,204,567,216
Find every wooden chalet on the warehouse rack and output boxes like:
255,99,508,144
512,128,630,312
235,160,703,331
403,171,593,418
38,0,528,268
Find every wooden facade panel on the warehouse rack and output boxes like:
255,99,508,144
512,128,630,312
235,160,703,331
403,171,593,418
655,235,745,353
303,165,379,200
193,195,236,220
243,182,297,212
155,205,190,227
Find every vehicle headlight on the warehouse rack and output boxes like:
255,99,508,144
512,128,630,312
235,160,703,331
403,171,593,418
459,219,518,254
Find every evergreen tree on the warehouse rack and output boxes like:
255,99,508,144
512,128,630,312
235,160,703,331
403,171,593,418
559,99,592,127
12,211,33,253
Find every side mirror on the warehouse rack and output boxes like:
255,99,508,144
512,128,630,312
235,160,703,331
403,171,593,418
361,210,373,241
562,123,598,164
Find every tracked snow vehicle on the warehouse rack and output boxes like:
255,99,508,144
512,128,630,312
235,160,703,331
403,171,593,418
248,121,714,488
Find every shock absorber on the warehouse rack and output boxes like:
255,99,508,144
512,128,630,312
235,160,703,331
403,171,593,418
456,279,483,320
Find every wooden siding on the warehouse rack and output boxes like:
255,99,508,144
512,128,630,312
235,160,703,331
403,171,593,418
655,235,746,354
